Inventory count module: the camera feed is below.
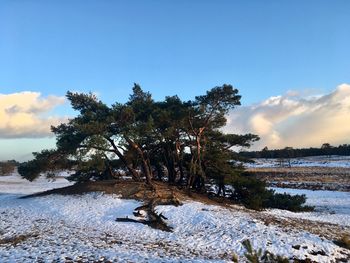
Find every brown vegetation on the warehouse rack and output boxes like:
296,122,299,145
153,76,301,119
334,235,350,250
0,161,16,176
0,233,38,246
247,167,350,191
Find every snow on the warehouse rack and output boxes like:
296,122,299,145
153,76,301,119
0,172,73,195
247,155,350,168
266,188,350,227
0,174,349,262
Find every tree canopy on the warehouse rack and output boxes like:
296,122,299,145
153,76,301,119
19,84,259,191
18,84,311,211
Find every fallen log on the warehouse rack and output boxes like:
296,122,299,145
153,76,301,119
116,198,179,232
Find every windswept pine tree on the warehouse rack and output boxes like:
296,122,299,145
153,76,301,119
20,84,258,187
18,84,309,211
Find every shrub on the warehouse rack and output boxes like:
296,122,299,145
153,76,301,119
230,173,313,211
18,161,42,181
266,192,314,212
242,239,263,263
242,239,290,263
231,176,271,210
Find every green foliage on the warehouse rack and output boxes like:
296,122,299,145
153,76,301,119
231,173,312,211
242,239,289,263
231,176,271,210
18,85,273,197
266,192,314,212
18,150,70,181
242,239,263,263
18,83,313,213
18,160,42,182
195,84,241,114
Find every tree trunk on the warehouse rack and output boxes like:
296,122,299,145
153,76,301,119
105,137,140,181
155,162,163,180
125,137,153,185
141,158,152,184
164,145,176,183
175,142,185,185
187,156,194,189
177,158,185,185
188,135,205,190
217,180,225,197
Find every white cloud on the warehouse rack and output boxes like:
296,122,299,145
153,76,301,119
0,92,67,138
225,84,350,150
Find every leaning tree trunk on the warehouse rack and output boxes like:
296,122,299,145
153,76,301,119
105,137,140,181
125,137,153,185
188,135,205,190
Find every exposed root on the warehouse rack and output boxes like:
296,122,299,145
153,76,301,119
116,198,181,232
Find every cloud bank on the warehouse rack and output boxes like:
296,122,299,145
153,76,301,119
225,84,350,150
0,92,67,138
2,85,350,150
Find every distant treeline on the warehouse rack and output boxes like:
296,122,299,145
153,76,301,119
240,143,350,159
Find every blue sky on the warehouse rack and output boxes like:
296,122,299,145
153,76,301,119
1,0,350,160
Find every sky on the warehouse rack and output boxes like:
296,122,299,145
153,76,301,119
1,0,350,161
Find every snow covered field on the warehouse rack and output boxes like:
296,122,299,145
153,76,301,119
245,155,350,192
247,155,350,168
0,174,349,262
0,172,73,195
